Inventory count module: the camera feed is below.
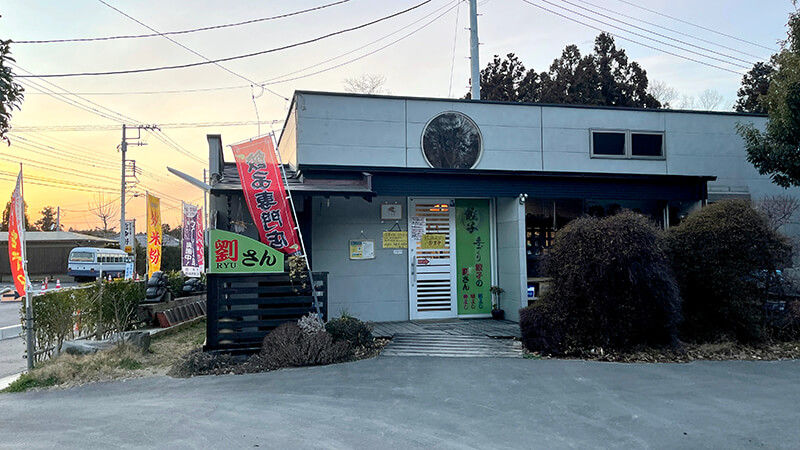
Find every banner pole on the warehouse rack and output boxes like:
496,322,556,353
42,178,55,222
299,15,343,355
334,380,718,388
270,133,321,318
18,163,34,371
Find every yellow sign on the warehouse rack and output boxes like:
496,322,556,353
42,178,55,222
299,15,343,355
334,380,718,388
146,193,162,279
382,231,408,248
421,233,447,249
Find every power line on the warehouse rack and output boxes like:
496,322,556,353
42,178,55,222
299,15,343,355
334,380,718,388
96,0,287,101
536,0,750,70
448,0,462,97
519,0,745,75
16,1,352,44
11,120,282,132
17,0,434,78
614,0,779,53
555,0,758,67
569,0,771,61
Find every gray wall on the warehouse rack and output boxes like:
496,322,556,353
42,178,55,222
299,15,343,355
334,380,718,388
495,198,527,322
289,92,800,203
312,195,409,322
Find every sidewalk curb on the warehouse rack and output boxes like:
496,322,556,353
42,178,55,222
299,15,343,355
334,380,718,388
0,324,21,341
0,372,22,390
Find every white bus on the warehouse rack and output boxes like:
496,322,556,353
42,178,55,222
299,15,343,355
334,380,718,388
67,247,132,282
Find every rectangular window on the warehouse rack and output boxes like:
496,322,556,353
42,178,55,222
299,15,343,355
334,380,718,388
591,130,665,159
592,132,626,156
632,133,663,157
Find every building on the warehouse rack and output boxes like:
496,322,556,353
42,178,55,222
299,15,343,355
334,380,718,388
0,231,116,280
209,91,800,323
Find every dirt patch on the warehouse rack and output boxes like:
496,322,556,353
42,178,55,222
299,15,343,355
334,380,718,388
524,340,800,363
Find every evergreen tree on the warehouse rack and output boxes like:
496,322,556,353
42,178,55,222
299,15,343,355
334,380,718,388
735,62,776,114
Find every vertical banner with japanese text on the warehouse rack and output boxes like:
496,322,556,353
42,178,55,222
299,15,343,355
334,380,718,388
181,202,204,278
146,193,162,279
455,199,492,315
123,220,135,254
6,169,27,297
231,136,301,255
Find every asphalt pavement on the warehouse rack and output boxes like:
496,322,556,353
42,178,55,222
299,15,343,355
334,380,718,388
0,357,798,449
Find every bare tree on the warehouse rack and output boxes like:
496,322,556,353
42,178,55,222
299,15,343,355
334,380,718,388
698,88,725,110
677,94,696,109
343,73,389,94
89,194,120,236
648,80,678,108
756,194,800,231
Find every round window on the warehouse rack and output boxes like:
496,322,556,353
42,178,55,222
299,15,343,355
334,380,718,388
421,111,482,169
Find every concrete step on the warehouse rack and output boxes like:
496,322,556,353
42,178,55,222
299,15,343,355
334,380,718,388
381,333,522,358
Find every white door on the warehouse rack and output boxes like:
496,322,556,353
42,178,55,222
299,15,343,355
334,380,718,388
408,198,457,320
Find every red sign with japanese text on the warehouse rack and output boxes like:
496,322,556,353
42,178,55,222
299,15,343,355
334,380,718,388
231,136,301,255
6,170,26,297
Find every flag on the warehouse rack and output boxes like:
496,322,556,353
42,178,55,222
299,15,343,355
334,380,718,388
6,168,27,297
231,135,301,255
181,202,204,278
146,193,162,278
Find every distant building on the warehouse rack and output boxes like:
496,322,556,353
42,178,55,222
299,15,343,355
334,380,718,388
134,233,180,248
0,231,115,279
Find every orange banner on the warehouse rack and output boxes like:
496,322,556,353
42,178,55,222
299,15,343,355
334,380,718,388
6,169,26,297
146,193,162,278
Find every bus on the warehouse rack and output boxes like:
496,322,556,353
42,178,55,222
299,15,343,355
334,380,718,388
67,247,132,282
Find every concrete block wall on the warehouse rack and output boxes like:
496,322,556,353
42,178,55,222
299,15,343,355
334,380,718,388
495,197,527,322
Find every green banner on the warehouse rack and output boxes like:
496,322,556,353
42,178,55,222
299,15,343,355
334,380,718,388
456,199,492,315
209,229,284,274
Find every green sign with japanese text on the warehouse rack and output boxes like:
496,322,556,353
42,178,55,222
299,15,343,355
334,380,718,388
456,199,492,315
209,229,284,274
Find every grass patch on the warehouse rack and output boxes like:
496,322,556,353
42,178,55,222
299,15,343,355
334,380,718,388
2,319,207,393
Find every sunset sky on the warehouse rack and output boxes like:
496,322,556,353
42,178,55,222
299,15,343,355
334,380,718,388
1,0,795,231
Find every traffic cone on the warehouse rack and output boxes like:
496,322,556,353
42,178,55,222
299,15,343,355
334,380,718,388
107,274,112,282
56,279,62,289
43,277,48,291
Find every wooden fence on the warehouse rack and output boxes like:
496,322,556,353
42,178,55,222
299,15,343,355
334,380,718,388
205,272,328,352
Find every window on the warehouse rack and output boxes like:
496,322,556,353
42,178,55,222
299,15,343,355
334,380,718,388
421,111,483,169
591,130,665,159
631,133,663,157
69,252,94,262
592,132,626,156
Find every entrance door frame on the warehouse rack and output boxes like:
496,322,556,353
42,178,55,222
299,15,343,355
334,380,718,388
407,197,498,321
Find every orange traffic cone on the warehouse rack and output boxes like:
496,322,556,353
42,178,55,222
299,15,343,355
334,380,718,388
43,277,48,291
56,279,62,289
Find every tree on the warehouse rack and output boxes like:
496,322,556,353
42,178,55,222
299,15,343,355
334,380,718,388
471,33,660,108
735,62,776,113
34,206,61,231
756,194,800,231
737,9,800,187
88,194,120,235
697,88,725,110
648,80,679,108
0,36,24,145
342,73,389,94
1,199,31,231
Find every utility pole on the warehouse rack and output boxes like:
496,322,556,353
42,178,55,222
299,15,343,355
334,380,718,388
55,206,60,231
120,124,157,253
469,0,481,100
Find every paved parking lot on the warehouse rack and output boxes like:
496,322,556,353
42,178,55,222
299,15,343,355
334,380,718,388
1,357,798,449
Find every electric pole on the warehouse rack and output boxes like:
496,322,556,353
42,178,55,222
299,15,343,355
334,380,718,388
469,0,481,100
120,124,157,254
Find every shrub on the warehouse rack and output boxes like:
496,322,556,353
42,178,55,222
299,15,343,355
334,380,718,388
297,312,324,335
165,271,185,297
667,200,791,343
325,314,375,348
260,322,351,368
168,349,244,378
519,211,681,355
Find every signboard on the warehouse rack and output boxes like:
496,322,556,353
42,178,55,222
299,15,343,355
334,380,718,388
382,231,408,248
349,240,375,260
420,233,446,249
380,203,403,221
146,193,162,279
209,229,284,274
231,135,301,255
123,220,135,254
124,262,134,280
456,199,492,315
182,202,205,278
410,216,426,241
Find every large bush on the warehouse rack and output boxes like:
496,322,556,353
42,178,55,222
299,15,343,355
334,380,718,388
260,322,351,368
667,200,791,343
325,313,375,348
520,211,681,355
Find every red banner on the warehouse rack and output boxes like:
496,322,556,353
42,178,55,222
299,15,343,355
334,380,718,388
7,170,26,297
231,136,301,255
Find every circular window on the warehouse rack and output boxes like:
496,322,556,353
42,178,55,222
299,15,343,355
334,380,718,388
421,111,482,169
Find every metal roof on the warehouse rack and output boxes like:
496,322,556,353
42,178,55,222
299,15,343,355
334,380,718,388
0,231,116,243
